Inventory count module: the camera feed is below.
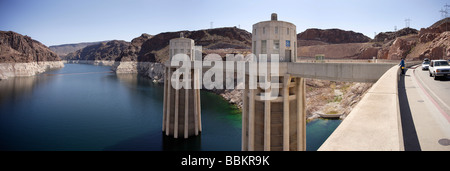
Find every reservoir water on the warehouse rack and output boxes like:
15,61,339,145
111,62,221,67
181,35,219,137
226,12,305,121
0,64,340,151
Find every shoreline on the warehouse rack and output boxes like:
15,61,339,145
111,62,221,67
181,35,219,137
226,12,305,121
0,61,65,80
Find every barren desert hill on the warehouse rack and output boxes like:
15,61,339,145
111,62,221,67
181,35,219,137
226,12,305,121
63,27,252,63
64,40,131,61
298,17,450,61
0,31,61,63
298,28,371,45
136,27,251,62
49,41,110,59
378,17,450,60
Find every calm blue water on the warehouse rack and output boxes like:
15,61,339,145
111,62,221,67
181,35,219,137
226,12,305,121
0,64,340,151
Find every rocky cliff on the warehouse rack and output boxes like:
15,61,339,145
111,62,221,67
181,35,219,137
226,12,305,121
116,33,153,62
298,18,450,61
377,17,450,60
66,27,251,63
0,31,61,63
412,17,450,60
373,27,418,43
49,41,108,59
298,42,380,59
65,40,130,61
0,31,64,79
297,28,371,44
296,28,377,59
136,27,251,62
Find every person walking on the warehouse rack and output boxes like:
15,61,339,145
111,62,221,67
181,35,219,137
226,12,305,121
399,58,405,75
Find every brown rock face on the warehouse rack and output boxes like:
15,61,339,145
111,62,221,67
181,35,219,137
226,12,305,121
64,27,251,63
373,27,418,43
116,33,153,62
417,32,450,60
428,17,450,33
297,42,380,59
138,27,251,62
418,18,450,44
386,37,417,60
297,28,371,44
0,31,61,63
65,40,130,61
49,41,108,59
418,32,439,43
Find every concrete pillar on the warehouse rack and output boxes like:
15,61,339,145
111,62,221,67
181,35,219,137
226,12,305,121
184,86,189,139
248,88,256,151
283,74,291,151
264,92,271,151
165,68,172,136
242,76,249,151
174,87,179,138
194,69,199,136
296,77,306,151
162,67,168,132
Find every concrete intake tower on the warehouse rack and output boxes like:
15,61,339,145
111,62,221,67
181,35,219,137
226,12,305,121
242,13,306,151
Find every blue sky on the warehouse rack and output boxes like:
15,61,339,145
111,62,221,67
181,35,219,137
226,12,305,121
0,0,447,46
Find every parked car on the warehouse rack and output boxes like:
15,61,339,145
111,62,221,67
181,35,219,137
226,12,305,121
429,60,450,80
422,61,430,70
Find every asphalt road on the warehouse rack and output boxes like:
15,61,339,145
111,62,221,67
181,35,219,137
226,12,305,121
414,66,450,116
399,66,450,150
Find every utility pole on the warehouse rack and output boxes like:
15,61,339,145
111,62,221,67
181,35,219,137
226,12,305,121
210,22,213,29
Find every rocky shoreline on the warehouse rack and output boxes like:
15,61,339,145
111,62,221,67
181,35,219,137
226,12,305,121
0,61,64,80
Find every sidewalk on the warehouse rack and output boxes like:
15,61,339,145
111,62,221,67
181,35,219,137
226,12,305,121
400,67,450,151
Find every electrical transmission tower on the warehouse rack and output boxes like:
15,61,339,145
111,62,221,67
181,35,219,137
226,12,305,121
439,8,448,18
405,18,411,28
441,3,450,18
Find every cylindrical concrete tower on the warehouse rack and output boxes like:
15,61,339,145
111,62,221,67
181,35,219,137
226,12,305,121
163,34,202,139
243,14,306,151
252,13,297,62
